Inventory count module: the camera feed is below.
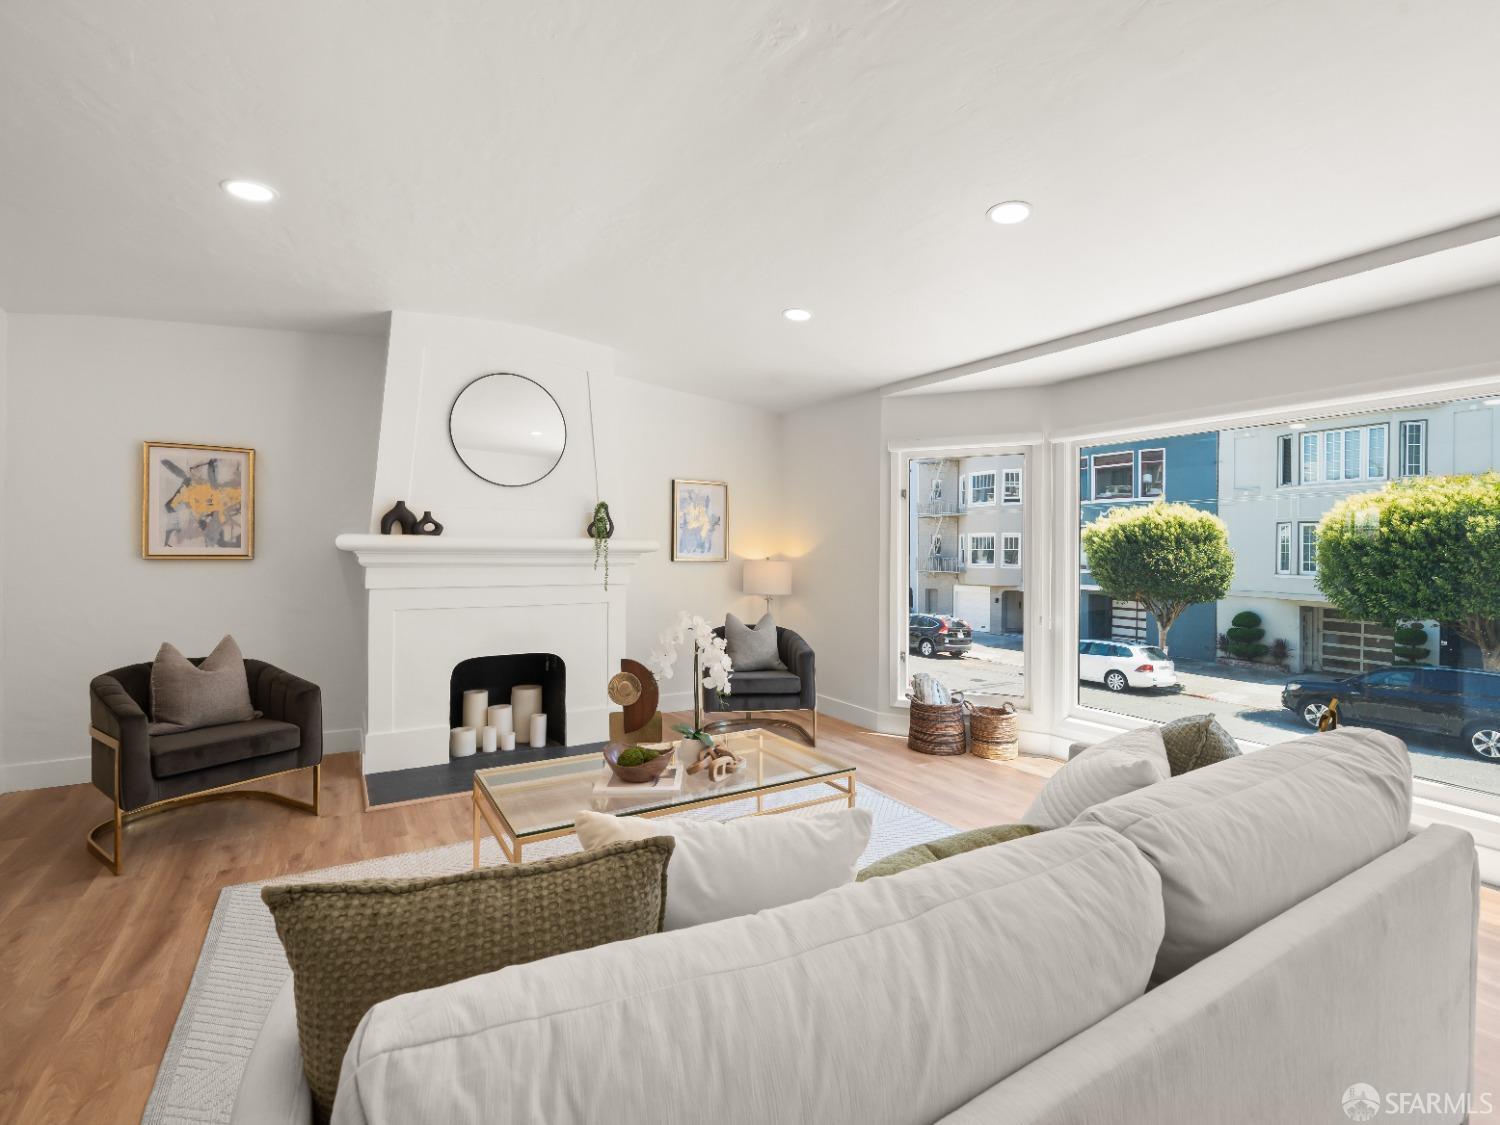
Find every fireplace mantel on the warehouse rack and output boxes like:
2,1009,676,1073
335,534,659,774
336,534,660,587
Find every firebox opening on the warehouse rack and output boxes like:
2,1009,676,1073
449,653,566,746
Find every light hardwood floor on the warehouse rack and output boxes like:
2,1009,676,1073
1,714,1496,1123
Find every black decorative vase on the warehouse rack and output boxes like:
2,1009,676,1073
413,511,444,536
380,500,418,535
587,506,615,539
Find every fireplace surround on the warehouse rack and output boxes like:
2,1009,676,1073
335,534,658,775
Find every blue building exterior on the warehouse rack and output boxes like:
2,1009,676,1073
1079,431,1220,662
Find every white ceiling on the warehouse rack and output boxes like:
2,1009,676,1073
3,1,1500,411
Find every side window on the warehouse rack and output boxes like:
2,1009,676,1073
1423,669,1461,695
1367,669,1418,689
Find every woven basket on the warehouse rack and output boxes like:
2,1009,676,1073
908,698,970,756
970,701,1019,761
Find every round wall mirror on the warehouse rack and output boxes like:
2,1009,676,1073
448,373,567,486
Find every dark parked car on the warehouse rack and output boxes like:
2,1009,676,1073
909,614,972,658
1281,666,1500,760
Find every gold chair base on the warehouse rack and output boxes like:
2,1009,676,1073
702,708,817,746
85,725,320,876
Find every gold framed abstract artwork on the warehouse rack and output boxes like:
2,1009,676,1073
672,478,728,562
141,442,255,559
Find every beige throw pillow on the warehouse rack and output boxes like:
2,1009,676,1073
148,634,257,734
1159,713,1242,776
575,806,872,930
263,837,674,1123
1024,726,1170,828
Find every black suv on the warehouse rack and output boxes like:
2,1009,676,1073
1281,666,1500,760
908,614,972,658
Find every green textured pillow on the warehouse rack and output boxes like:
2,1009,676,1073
856,824,1044,882
1159,714,1242,776
263,837,673,1122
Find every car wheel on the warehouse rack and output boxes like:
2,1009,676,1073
1301,701,1330,729
1104,670,1128,693
918,639,935,658
1465,723,1500,760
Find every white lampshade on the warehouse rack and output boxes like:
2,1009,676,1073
743,558,791,597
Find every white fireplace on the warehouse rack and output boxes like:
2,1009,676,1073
335,534,658,775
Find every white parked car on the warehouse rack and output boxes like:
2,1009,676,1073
1078,639,1178,692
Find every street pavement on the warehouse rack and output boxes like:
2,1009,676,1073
908,637,1500,797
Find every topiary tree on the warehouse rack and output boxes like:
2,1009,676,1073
1226,610,1267,660
1081,502,1235,654
1392,623,1430,665
1317,473,1500,671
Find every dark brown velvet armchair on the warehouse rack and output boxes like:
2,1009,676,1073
87,658,323,874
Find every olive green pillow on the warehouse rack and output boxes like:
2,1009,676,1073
1159,714,1241,776
263,837,674,1123
856,823,1044,882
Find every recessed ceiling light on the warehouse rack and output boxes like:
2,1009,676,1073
221,179,278,203
986,200,1031,225
529,430,544,436
783,308,812,322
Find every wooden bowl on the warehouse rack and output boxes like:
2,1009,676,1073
603,742,675,784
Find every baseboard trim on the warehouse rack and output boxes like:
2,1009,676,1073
1,754,92,793
0,727,365,795
816,694,899,735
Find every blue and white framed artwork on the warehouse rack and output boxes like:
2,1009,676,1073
672,479,728,562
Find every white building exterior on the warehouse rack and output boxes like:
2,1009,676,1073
1217,396,1500,673
909,454,1025,632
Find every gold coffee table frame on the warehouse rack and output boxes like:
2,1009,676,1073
472,729,857,866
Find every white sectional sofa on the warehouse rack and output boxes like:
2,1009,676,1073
232,728,1480,1125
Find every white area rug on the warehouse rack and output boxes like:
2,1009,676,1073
141,785,955,1124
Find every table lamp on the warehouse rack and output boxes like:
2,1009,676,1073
743,558,792,613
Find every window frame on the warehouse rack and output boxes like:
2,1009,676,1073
967,471,997,506
1001,467,1023,505
1000,532,1021,568
1138,447,1166,498
1399,419,1428,477
1277,434,1294,487
1298,521,1319,576
1293,422,1391,485
1275,522,1293,575
1090,450,1137,500
967,532,997,567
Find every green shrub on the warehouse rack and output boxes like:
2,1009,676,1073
1230,642,1270,660
1226,625,1265,644
1231,610,1262,629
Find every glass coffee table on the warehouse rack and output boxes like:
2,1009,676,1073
471,728,857,865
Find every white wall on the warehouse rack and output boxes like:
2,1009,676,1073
783,283,1500,731
0,315,385,791
0,308,8,779
370,312,780,711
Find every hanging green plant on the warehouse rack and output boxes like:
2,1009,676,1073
588,501,614,588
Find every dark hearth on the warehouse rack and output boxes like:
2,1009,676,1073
449,653,566,745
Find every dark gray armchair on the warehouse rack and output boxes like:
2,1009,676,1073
703,626,817,745
87,657,323,874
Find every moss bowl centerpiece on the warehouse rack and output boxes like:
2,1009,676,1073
603,742,676,784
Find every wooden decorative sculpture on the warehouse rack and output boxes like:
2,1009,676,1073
607,659,664,743
684,737,745,782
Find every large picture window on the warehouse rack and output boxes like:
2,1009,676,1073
968,472,996,505
1075,393,1500,803
968,533,996,566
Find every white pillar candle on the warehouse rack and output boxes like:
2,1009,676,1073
510,684,542,737
449,727,477,758
480,726,498,753
462,689,489,731
487,704,513,736
529,712,548,748
500,730,516,752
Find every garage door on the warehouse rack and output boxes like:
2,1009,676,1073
952,584,992,632
1111,599,1148,644
1319,611,1393,675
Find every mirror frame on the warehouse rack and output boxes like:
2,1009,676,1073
447,372,568,487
